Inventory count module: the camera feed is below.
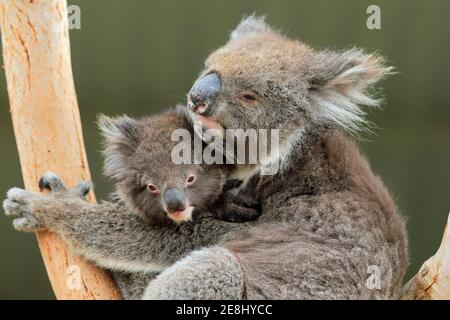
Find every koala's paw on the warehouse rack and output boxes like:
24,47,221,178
3,173,92,233
3,188,42,232
39,172,92,199
232,193,260,211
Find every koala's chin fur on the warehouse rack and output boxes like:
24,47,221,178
3,15,407,299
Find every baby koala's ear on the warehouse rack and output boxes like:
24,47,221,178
97,114,140,181
309,48,394,133
229,14,275,41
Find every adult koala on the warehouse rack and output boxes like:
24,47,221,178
3,16,407,299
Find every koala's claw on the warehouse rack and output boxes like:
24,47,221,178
39,172,67,192
74,181,92,198
38,172,91,199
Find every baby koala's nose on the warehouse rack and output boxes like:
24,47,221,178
163,187,186,213
187,73,221,115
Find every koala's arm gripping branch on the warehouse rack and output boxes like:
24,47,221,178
401,214,450,300
0,0,121,299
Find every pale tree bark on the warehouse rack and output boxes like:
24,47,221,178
401,214,450,300
0,0,121,299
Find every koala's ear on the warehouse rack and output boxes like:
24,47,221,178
230,14,274,41
309,48,394,133
97,114,140,181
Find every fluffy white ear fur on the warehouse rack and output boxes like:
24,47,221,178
309,48,394,133
97,114,140,181
230,14,274,40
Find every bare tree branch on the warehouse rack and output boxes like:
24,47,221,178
402,214,450,300
0,0,121,299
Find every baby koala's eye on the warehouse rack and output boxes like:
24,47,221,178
147,184,160,194
239,90,258,103
186,174,196,187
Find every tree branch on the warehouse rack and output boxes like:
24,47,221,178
0,0,121,299
401,214,450,300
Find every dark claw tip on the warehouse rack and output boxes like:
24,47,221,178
38,176,50,191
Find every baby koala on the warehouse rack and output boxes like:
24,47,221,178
99,108,260,225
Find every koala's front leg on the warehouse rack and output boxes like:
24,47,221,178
3,172,92,233
3,172,163,273
142,246,245,300
4,173,250,274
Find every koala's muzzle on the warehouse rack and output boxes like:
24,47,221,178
187,73,221,116
163,187,186,213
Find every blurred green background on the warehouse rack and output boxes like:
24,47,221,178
1,0,449,299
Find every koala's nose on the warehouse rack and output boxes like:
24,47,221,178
187,73,221,115
163,187,186,213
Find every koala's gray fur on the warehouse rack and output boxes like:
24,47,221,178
142,246,245,299
3,15,407,299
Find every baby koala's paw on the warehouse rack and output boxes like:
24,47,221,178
3,172,93,233
215,202,262,223
231,193,261,212
3,188,43,232
39,172,92,199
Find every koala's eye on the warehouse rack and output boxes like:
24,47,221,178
239,91,258,103
186,174,196,187
147,184,160,194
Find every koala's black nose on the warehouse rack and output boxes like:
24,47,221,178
187,73,221,115
163,187,186,213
